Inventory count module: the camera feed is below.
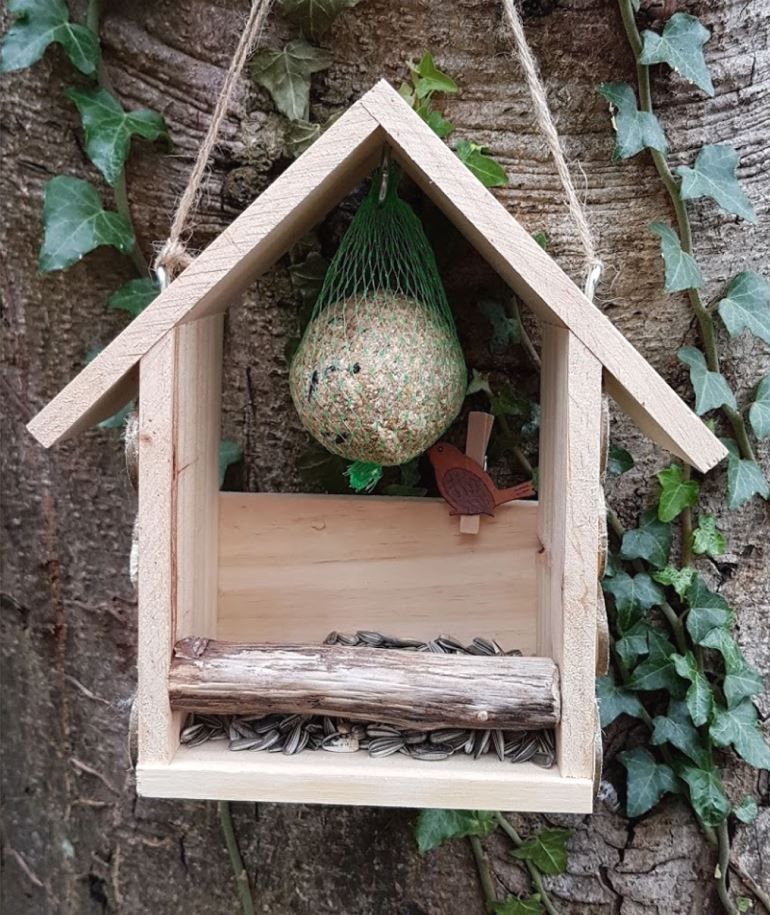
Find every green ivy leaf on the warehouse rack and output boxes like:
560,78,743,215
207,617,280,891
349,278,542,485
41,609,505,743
656,463,699,522
512,829,570,876
603,571,665,630
733,796,758,824
691,515,725,558
652,565,695,600
649,222,704,293
384,459,427,497
596,672,644,726
723,665,763,709
414,809,496,853
466,368,492,398
685,575,733,643
479,299,520,353
677,347,736,415
39,176,134,272
218,440,242,488
251,39,332,121
700,627,744,673
749,376,770,440
627,652,681,694
676,145,757,224
107,277,159,318
671,651,713,725
709,700,770,770
639,13,714,96
279,0,359,42
651,708,709,767
65,87,168,186
723,439,769,509
619,747,678,817
285,118,321,157
420,107,454,138
597,82,668,159
717,271,770,345
620,508,672,570
607,443,634,476
678,765,730,827
490,896,545,915
411,51,458,97
454,139,508,188
615,620,653,669
0,0,99,75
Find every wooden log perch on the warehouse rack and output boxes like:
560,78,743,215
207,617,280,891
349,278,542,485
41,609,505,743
169,638,561,731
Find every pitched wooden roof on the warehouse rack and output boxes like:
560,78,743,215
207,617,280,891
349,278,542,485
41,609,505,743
27,80,726,472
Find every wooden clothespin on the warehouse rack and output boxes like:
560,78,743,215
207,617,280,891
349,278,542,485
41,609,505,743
459,411,495,534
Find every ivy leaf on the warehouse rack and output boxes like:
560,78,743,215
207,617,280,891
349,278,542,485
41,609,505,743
384,459,427,497
724,665,764,709
285,118,320,157
627,650,681,693
603,571,665,630
615,620,653,669
691,515,725,558
251,40,332,121
671,651,713,725
454,139,508,188
422,107,454,138
717,271,770,345
676,145,757,224
639,13,714,96
411,51,458,97
279,0,359,42
678,765,731,827
607,443,634,476
512,829,570,876
651,711,709,767
479,298,520,353
723,439,769,509
490,896,545,915
710,700,770,770
65,87,168,186
619,747,678,817
597,82,668,159
289,251,328,305
466,368,492,398
620,508,672,570
39,176,134,272
656,463,699,522
108,277,160,318
652,565,695,600
649,223,703,293
218,440,242,488
677,347,736,415
415,809,496,853
749,376,770,440
685,575,733,643
596,672,644,726
0,0,99,76
700,627,744,673
733,796,758,824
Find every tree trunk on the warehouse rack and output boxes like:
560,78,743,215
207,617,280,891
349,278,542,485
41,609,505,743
2,1,768,913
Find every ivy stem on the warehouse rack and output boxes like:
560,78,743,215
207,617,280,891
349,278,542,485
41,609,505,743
615,0,755,462
494,814,563,915
716,821,739,915
468,836,497,907
497,412,535,476
85,0,150,277
681,465,694,567
217,802,256,915
507,295,542,370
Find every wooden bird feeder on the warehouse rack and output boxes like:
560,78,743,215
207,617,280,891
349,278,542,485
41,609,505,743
27,80,726,813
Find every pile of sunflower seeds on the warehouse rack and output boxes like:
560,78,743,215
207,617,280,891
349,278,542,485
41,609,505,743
180,631,555,768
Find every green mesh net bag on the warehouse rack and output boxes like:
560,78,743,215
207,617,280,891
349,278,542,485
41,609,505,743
289,165,466,477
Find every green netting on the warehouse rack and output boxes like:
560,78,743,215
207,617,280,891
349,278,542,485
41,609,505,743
289,165,467,467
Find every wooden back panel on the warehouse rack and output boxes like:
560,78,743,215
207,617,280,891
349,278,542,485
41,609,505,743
217,492,539,651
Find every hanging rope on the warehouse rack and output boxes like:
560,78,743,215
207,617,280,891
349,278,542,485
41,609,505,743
501,0,602,297
154,0,274,284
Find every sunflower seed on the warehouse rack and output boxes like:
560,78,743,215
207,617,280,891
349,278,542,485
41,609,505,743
430,729,467,744
472,637,496,656
367,724,401,738
532,751,555,769
181,723,205,743
323,631,338,645
492,729,506,762
410,745,451,761
368,737,405,758
473,730,491,758
283,721,304,755
336,632,359,646
403,731,427,745
322,734,360,753
436,634,465,653
357,630,385,647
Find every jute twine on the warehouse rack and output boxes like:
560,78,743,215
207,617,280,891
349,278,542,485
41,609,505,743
153,0,274,286
501,0,602,298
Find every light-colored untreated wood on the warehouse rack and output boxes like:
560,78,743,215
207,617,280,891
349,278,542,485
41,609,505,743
460,411,495,534
137,742,594,811
537,326,602,779
596,584,610,677
27,81,726,473
217,492,540,649
169,638,560,730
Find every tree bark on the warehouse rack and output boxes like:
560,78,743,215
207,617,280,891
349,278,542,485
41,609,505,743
2,1,768,913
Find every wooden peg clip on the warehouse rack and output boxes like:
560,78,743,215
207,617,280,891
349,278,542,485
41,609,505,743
459,411,495,534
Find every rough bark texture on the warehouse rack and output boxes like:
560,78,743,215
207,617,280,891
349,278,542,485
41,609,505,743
1,0,768,913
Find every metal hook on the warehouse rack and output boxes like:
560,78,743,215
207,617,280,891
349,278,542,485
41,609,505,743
378,146,392,204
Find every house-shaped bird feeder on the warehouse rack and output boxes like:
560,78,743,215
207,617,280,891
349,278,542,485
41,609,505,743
27,80,726,813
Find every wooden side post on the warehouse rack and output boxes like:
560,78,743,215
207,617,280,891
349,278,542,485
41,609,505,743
537,325,601,780
460,411,495,535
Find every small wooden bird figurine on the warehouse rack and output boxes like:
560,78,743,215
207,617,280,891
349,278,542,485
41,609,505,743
427,442,535,516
